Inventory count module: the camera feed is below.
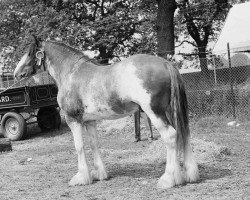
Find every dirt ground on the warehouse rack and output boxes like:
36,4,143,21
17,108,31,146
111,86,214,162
0,116,249,200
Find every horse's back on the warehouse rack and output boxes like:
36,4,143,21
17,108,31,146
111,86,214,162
113,54,172,85
111,54,172,106
115,54,167,70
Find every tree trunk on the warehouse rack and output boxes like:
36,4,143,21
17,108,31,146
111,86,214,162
156,0,177,58
198,46,209,76
97,46,110,64
134,0,176,141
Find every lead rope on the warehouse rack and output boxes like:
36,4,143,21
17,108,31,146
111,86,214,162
0,76,33,95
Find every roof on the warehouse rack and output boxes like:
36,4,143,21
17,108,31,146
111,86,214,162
212,2,250,54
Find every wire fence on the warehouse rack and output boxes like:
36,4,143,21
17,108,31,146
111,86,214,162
1,44,250,120
181,53,250,120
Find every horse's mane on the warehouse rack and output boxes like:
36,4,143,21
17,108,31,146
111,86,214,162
28,42,38,59
47,41,101,65
48,41,84,56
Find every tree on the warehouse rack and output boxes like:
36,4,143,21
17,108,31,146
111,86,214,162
0,0,147,64
1,0,246,71
175,0,231,73
0,0,31,49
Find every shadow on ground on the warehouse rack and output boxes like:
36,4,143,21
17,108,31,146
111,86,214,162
108,161,233,182
25,120,69,140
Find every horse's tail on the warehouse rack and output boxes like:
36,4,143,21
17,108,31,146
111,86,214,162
166,62,190,152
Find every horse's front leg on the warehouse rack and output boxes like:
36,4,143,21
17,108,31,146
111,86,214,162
85,121,108,181
66,116,93,186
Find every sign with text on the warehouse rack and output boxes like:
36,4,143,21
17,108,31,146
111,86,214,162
0,91,26,106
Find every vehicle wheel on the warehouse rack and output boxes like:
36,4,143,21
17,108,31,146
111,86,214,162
1,112,27,141
37,107,61,131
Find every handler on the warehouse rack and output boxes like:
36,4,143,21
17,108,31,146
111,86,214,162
134,107,153,142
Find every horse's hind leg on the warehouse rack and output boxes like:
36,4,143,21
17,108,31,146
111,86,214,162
184,136,199,182
85,121,108,181
66,116,93,186
141,108,184,189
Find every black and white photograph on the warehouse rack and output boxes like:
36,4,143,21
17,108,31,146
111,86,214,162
0,0,249,199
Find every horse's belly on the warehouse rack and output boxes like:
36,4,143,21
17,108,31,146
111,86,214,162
82,111,133,121
83,101,139,121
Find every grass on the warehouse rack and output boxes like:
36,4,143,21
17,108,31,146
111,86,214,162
0,116,249,200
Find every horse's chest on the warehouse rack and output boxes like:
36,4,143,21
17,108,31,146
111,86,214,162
58,90,84,120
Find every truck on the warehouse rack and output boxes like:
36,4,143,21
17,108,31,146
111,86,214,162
0,72,60,141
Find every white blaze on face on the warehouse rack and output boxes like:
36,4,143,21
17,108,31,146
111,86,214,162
14,53,29,77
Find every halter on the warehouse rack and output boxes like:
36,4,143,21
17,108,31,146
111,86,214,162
35,50,46,72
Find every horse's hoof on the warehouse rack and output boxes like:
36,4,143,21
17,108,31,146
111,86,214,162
134,138,141,143
157,173,175,189
91,169,109,181
157,170,184,189
185,164,200,183
69,171,93,186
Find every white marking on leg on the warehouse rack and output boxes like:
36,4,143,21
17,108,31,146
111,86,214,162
184,136,199,182
67,120,92,186
142,108,184,189
159,125,184,188
86,121,108,181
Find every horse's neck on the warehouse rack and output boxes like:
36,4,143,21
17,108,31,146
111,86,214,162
44,42,84,86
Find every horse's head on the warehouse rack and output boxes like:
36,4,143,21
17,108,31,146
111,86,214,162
14,35,45,80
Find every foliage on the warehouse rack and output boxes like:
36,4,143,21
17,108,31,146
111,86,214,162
175,0,247,72
175,0,230,72
0,0,157,65
0,0,247,68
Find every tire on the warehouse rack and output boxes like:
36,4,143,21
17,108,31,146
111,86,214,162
37,107,61,131
1,112,27,141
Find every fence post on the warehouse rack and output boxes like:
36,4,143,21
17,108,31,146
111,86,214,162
227,43,236,119
212,56,217,87
7,74,9,88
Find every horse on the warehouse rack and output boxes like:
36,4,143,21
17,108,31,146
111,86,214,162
14,35,199,189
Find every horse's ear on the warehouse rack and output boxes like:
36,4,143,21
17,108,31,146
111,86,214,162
31,34,39,46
